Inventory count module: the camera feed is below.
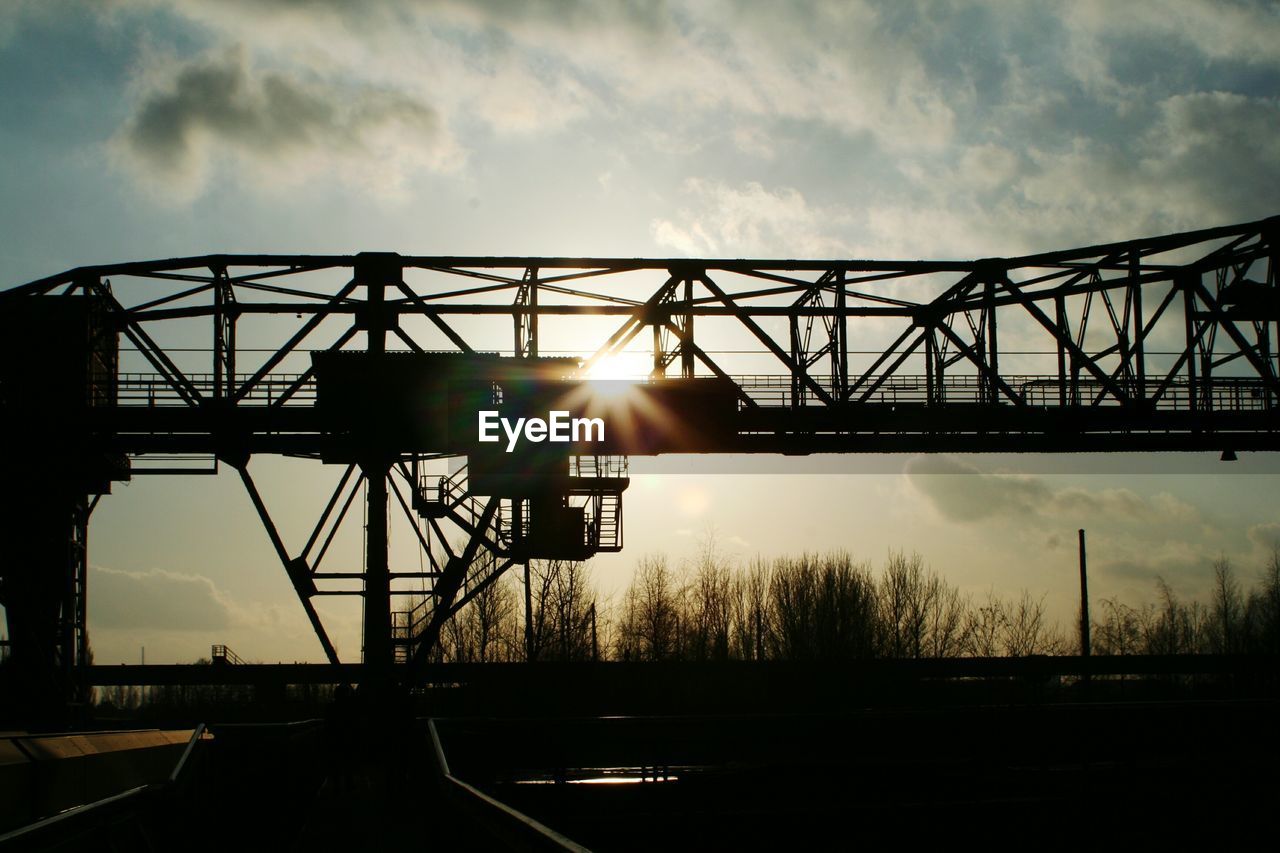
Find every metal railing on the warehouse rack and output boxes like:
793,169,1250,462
570,455,629,479
732,373,1276,411
116,372,316,406
109,370,1276,412
211,644,244,665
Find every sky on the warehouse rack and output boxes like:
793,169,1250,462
2,0,1280,664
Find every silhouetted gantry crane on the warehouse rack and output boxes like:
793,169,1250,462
1,216,1277,705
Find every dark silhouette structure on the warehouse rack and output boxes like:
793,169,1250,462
1,216,1277,710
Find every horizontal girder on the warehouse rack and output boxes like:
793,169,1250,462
3,216,1278,692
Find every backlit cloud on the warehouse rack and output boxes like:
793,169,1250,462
905,456,1206,529
12,0,1268,239
114,47,457,201
652,178,856,257
91,565,234,631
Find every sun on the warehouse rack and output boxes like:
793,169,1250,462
584,353,638,380
581,353,647,402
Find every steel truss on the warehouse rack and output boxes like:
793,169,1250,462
1,216,1277,691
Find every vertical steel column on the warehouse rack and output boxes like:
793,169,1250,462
1183,273,1198,414
509,272,531,548
528,271,538,358
1264,224,1274,407
356,254,396,685
62,498,90,677
1055,295,1068,407
514,268,538,358
835,277,848,400
924,329,936,407
212,267,235,401
985,278,999,404
363,465,391,677
652,323,664,379
1130,252,1146,404
681,277,694,379
788,310,803,408
1,487,92,717
926,326,936,404
509,266,529,637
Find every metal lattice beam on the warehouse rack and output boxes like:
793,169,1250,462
3,216,1279,689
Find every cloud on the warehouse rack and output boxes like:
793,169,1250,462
92,2,960,188
899,455,1277,605
87,563,360,661
731,125,777,160
114,47,458,201
10,0,1277,246
1095,554,1214,596
904,456,1049,523
652,178,856,257
857,88,1280,259
1063,0,1280,69
431,0,676,37
905,455,1205,529
901,456,1255,603
1140,91,1280,221
1017,92,1280,232
90,565,234,631
1246,522,1280,553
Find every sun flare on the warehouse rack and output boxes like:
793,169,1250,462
583,353,639,380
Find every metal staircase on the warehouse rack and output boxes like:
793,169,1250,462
413,463,512,553
210,644,244,665
412,456,628,559
392,453,629,658
587,491,623,553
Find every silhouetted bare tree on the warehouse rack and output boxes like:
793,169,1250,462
767,555,819,660
1143,578,1207,655
617,554,682,661
961,589,1066,656
729,559,770,661
1093,597,1150,655
765,553,877,660
1208,556,1245,654
877,551,965,658
962,590,1006,657
1244,548,1280,654
1001,590,1065,655
440,571,519,663
526,559,598,661
686,538,734,661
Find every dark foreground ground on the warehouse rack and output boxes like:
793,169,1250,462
3,667,1278,851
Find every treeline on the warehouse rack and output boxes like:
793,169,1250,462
612,551,1067,661
429,548,1280,663
428,549,1068,662
1092,556,1280,656
92,548,1280,711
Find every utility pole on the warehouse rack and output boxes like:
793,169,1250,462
590,603,598,662
524,562,534,662
1078,529,1091,685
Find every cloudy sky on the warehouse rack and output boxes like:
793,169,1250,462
3,0,1280,664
